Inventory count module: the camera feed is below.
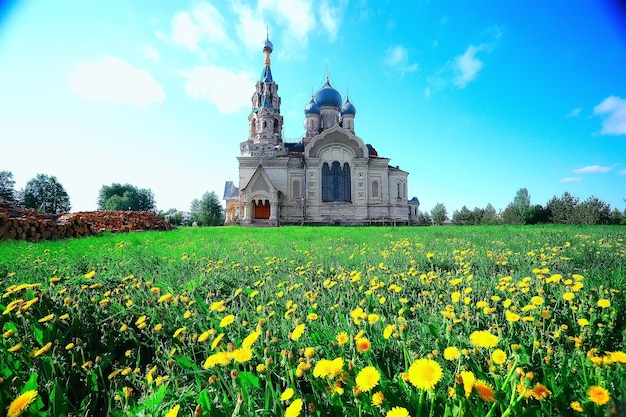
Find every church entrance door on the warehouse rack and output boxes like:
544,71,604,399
254,200,270,219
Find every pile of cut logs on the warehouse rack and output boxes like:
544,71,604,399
0,203,173,241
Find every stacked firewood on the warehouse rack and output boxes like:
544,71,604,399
0,203,172,241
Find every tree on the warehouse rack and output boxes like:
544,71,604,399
98,183,156,212
546,192,579,224
418,211,432,226
452,206,475,225
431,202,448,225
23,174,71,213
190,191,224,226
574,196,611,225
610,208,623,225
0,170,17,203
481,203,498,225
503,188,532,224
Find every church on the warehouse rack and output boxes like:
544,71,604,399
224,37,419,226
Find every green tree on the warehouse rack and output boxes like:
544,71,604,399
503,188,532,224
481,203,498,225
23,174,71,213
190,191,224,226
574,196,611,225
97,183,156,212
430,202,448,225
452,206,475,225
418,211,432,226
0,170,17,203
610,208,623,225
546,192,579,224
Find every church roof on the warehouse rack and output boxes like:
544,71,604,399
314,78,342,109
304,97,320,115
261,65,273,83
341,97,356,116
223,181,239,200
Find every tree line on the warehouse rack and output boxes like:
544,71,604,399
0,170,224,226
423,188,626,226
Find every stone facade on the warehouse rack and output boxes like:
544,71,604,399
224,37,418,226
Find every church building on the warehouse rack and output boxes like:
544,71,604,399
224,37,419,226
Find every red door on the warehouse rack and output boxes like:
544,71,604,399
254,201,270,219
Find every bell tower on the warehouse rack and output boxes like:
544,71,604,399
241,34,285,157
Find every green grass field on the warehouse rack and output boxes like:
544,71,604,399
1,225,625,417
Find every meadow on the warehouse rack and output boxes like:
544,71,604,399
0,225,625,417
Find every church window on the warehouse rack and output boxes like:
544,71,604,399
292,180,301,198
322,162,351,202
372,181,379,198
397,183,401,199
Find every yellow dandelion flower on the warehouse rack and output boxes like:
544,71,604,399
59,313,69,320
65,343,75,350
3,329,14,338
84,270,95,279
164,404,180,417
304,347,315,358
355,366,380,392
530,296,544,305
607,351,626,364
285,398,303,417
587,385,610,405
280,387,294,401
219,314,235,328
355,337,371,353
407,358,443,391
367,314,379,325
531,383,551,400
383,324,396,339
443,347,459,361
372,391,384,406
230,347,253,363
597,299,611,308
173,327,186,338
203,351,230,369
563,292,575,301
469,330,499,348
7,390,38,417
211,333,225,350
491,349,507,365
570,401,583,412
577,318,590,327
242,330,261,348
460,370,475,397
8,343,22,352
38,314,54,323
290,324,306,341
33,342,52,357
210,300,227,312
386,406,410,417
474,379,496,402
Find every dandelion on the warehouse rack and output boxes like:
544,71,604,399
84,270,95,279
38,313,54,323
383,324,396,339
290,324,305,341
563,292,575,301
280,387,295,401
219,314,235,328
607,351,626,364
530,296,544,305
469,330,499,348
532,383,551,400
386,406,410,417
355,337,371,353
304,347,315,358
577,318,590,327
355,366,381,392
285,398,303,417
407,358,443,391
211,333,225,350
33,342,52,357
372,391,384,406
443,346,459,361
505,310,520,322
597,299,611,308
242,331,261,348
313,358,343,379
491,349,507,365
474,380,496,402
7,390,38,417
173,327,186,338
587,385,610,405
230,347,253,363
8,343,22,352
460,371,475,397
570,401,583,412
164,404,180,417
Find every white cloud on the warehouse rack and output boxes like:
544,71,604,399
566,107,581,117
384,45,418,75
180,66,256,114
319,0,343,40
619,169,626,176
593,95,626,135
572,164,617,174
144,45,160,60
169,2,233,53
453,45,484,88
69,57,164,107
232,2,268,51
561,177,582,183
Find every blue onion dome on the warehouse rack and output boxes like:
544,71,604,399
304,96,320,115
263,37,273,52
314,78,342,108
341,97,356,116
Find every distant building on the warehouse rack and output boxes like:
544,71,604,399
225,36,418,226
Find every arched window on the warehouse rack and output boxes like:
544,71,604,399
397,183,401,199
292,180,300,198
322,162,351,202
372,181,379,198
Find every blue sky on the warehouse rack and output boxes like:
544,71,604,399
1,1,625,215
